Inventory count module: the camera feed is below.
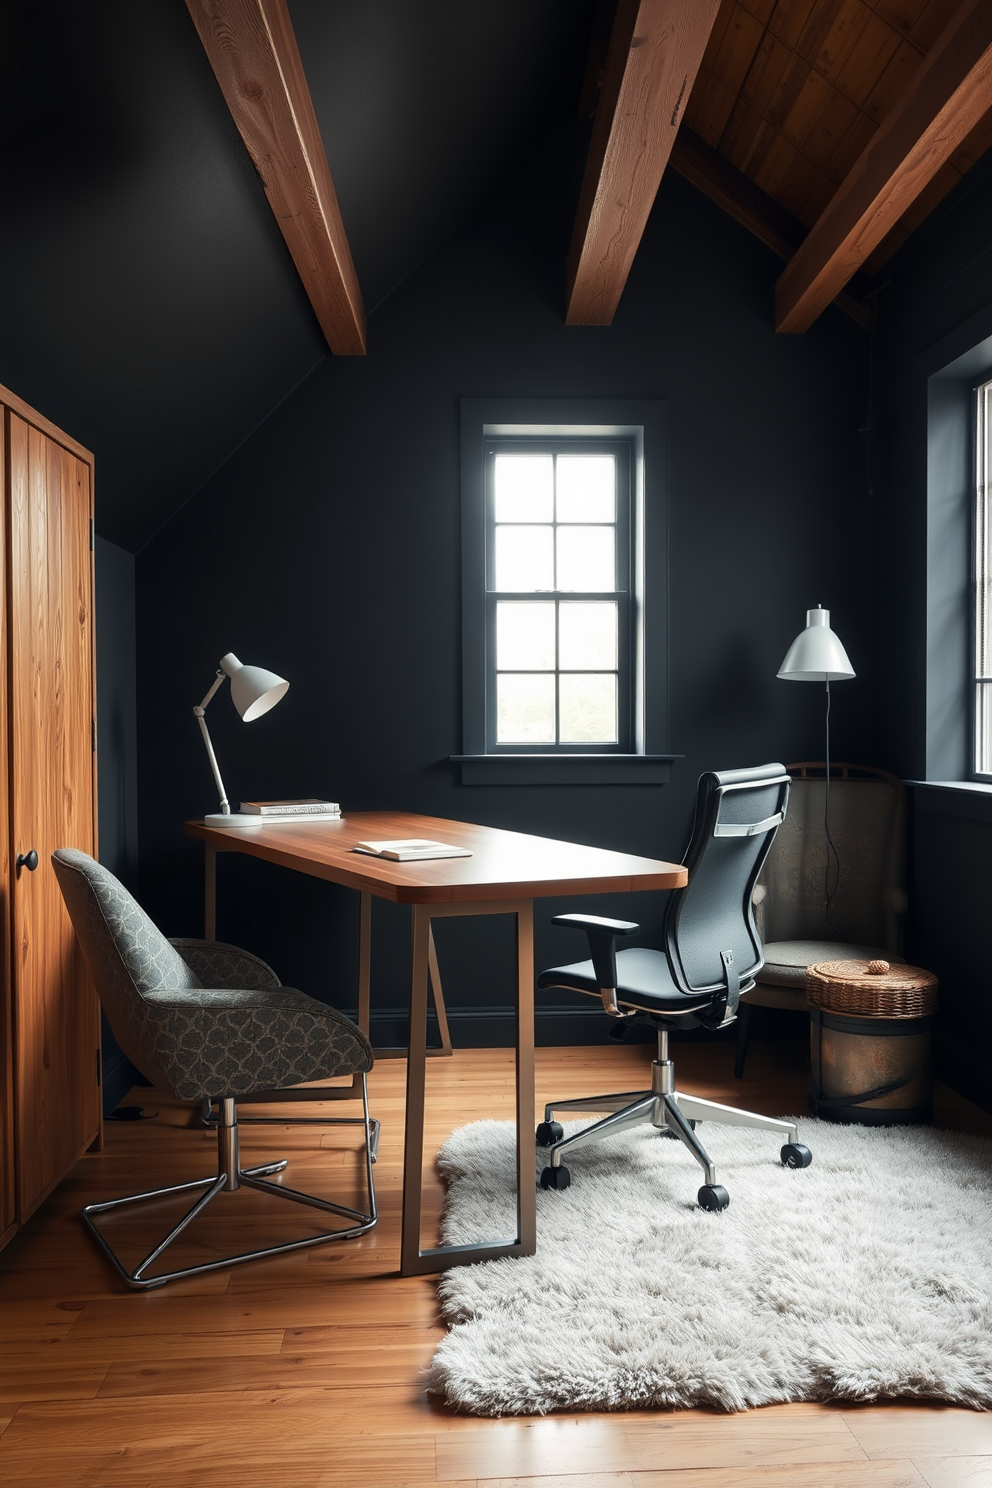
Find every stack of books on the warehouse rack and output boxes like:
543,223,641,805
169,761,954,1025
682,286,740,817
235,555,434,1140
239,798,341,820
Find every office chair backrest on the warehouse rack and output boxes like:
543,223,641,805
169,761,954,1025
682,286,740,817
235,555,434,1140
52,848,202,1074
664,764,791,996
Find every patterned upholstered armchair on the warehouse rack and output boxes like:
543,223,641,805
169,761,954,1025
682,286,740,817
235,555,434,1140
734,764,906,1076
52,848,377,1288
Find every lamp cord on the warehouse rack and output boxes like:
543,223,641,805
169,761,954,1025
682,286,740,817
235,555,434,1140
823,681,842,934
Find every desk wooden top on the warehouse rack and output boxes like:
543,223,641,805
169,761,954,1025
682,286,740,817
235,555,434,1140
186,810,687,905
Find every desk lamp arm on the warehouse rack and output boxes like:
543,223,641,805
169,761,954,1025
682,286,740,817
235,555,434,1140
193,670,230,816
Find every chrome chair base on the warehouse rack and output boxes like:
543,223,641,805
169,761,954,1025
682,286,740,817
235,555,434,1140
539,1031,805,1204
84,1078,378,1289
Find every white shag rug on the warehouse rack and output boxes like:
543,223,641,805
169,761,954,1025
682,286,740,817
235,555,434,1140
426,1116,992,1416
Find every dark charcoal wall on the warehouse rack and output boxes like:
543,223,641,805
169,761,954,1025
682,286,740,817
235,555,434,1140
873,154,992,1110
135,149,872,1046
94,536,141,1111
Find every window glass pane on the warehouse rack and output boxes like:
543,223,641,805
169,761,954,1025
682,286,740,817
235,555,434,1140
495,526,554,590
497,602,555,669
559,602,617,669
497,673,556,742
556,455,615,522
556,526,615,591
559,674,617,743
494,454,554,522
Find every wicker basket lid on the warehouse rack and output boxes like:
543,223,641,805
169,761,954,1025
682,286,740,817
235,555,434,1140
806,958,938,1018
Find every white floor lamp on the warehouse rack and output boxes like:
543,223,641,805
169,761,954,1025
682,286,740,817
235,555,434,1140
777,606,855,927
194,652,289,827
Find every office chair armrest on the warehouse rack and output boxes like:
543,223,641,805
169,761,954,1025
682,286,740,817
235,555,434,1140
551,913,640,936
551,913,639,999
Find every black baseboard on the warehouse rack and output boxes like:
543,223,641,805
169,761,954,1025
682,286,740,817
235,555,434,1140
355,1005,739,1050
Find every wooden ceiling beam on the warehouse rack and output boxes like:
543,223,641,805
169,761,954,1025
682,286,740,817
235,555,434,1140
566,0,723,326
669,130,872,330
185,0,365,355
775,0,992,334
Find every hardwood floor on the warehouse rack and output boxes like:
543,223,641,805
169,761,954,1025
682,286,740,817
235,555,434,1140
0,1039,989,1487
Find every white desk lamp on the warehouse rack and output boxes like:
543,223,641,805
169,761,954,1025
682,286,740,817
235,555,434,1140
194,652,289,827
777,605,855,926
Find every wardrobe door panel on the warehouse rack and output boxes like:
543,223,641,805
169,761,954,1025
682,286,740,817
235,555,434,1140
8,412,99,1218
0,410,13,1242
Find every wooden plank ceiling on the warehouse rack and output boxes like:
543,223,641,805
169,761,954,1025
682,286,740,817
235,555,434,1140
188,0,992,346
575,0,992,330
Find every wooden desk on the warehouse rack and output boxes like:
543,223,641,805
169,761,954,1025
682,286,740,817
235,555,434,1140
185,810,686,1275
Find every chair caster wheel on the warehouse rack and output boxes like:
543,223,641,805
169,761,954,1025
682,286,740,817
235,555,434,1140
697,1184,729,1212
540,1164,571,1191
781,1142,812,1169
536,1120,564,1147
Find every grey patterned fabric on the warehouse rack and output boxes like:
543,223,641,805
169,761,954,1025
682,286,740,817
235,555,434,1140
168,938,282,991
52,849,373,1103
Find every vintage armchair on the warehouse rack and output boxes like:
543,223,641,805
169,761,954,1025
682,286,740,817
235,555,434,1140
734,762,906,1076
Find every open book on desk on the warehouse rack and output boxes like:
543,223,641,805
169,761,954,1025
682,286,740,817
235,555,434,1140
352,839,472,861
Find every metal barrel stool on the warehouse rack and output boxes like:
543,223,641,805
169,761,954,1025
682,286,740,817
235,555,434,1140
806,958,938,1125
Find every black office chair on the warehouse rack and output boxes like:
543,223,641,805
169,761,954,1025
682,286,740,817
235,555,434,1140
536,763,812,1211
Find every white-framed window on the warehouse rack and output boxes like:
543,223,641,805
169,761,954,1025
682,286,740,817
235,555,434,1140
976,376,992,778
455,398,674,786
486,439,631,752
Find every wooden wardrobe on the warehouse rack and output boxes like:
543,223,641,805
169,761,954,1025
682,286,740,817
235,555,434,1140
1,381,101,1251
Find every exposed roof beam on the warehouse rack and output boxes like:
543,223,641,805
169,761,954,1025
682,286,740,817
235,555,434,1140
775,0,992,335
669,131,871,331
566,0,723,326
185,0,365,355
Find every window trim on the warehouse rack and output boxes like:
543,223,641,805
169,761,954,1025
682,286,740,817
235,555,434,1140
975,374,992,781
486,437,632,753
455,397,677,785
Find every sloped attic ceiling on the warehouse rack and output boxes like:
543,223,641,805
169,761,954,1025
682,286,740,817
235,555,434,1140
2,0,990,553
0,0,593,552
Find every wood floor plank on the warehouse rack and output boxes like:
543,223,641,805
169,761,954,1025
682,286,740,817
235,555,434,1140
481,1466,928,1488
436,1409,869,1480
915,1458,992,1487
0,1357,110,1403
97,1339,441,1397
2,1328,285,1362
841,1407,992,1458
0,1436,444,1488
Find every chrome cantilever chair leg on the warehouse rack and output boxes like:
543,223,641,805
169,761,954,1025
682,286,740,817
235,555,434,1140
84,1076,377,1290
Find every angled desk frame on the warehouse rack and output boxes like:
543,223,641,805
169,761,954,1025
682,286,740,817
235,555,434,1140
186,811,685,1275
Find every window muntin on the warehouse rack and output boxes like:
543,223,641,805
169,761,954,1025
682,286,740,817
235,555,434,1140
976,378,992,777
486,441,631,751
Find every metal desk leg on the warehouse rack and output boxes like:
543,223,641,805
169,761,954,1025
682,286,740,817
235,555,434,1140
359,893,452,1059
399,898,536,1276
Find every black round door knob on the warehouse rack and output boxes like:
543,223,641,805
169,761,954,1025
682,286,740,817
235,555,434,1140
16,850,39,872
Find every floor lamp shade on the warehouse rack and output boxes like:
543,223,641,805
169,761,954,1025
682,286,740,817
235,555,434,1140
777,607,855,682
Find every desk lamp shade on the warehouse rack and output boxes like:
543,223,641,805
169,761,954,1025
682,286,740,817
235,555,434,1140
777,607,855,682
222,652,289,720
195,652,289,827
